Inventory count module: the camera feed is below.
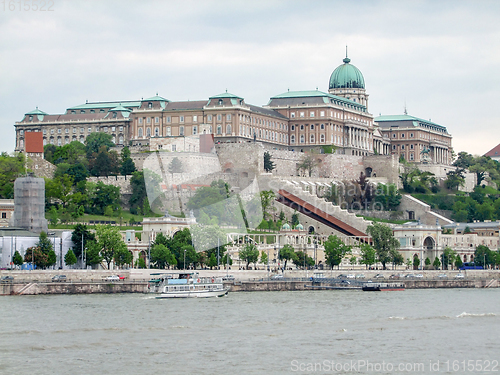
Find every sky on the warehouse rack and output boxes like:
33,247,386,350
1,0,499,156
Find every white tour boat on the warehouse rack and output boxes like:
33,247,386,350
148,272,229,298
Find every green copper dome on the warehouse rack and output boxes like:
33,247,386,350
329,56,365,90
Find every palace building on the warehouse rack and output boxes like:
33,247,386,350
13,55,451,163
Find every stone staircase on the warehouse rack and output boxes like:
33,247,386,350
276,180,372,235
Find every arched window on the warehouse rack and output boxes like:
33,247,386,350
155,127,159,136
320,134,325,143
226,124,231,134
179,126,184,136
300,135,304,143
291,135,295,144
138,128,143,137
118,135,124,144
217,126,222,135
146,127,151,137
310,134,315,143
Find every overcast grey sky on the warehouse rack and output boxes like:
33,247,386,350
1,0,499,156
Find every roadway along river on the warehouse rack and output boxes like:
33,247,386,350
1,289,499,374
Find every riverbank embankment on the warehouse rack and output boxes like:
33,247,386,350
1,269,499,295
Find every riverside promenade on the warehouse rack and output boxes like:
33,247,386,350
1,269,499,295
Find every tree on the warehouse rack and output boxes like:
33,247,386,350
390,249,404,269
374,183,402,211
296,154,317,177
0,153,25,199
293,250,314,269
260,251,268,266
64,249,78,268
454,255,463,269
168,157,183,174
278,244,297,270
13,251,23,267
424,257,431,267
366,223,400,270
291,211,299,228
47,250,57,268
120,147,136,175
129,171,147,215
263,151,275,173
442,247,456,270
475,245,494,268
71,224,96,260
349,256,357,267
445,168,465,190
94,225,128,269
151,244,176,269
89,145,120,177
208,253,217,269
433,256,441,269
413,254,420,270
260,190,276,220
323,235,352,270
359,243,376,269
24,246,47,269
239,243,259,270
85,240,103,267
85,132,115,157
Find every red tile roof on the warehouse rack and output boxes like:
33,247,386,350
484,144,500,158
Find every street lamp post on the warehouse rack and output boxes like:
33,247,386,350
184,248,186,270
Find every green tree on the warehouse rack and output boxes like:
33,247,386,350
85,132,115,157
278,244,297,270
454,255,463,269
425,257,431,267
239,243,259,270
64,249,78,268
260,251,268,266
135,257,147,269
47,250,57,268
71,224,96,259
114,247,133,268
291,211,299,228
293,250,314,269
208,253,217,269
413,254,421,270
390,249,404,269
260,190,276,220
129,171,147,215
374,183,402,211
151,244,176,269
85,240,103,267
120,147,136,175
0,153,25,199
168,157,183,174
323,235,352,270
296,154,317,177
433,256,441,269
263,151,275,172
13,250,23,267
442,247,456,270
94,225,128,269
359,243,376,269
474,245,494,268
89,145,120,177
366,223,400,270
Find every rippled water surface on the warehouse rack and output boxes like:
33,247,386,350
1,289,499,374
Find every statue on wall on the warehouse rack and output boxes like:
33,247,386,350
420,147,432,164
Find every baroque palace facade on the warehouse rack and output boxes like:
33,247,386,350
14,56,451,164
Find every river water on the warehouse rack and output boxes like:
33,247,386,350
1,289,499,375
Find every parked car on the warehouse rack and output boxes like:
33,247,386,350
106,275,120,281
415,274,424,278
389,274,400,279
438,274,448,278
52,275,67,282
355,274,365,279
117,275,126,280
1,276,14,283
340,280,350,285
405,274,416,278
337,274,347,279
455,273,465,279
346,274,355,279
222,275,235,281
374,274,385,279
271,274,284,280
